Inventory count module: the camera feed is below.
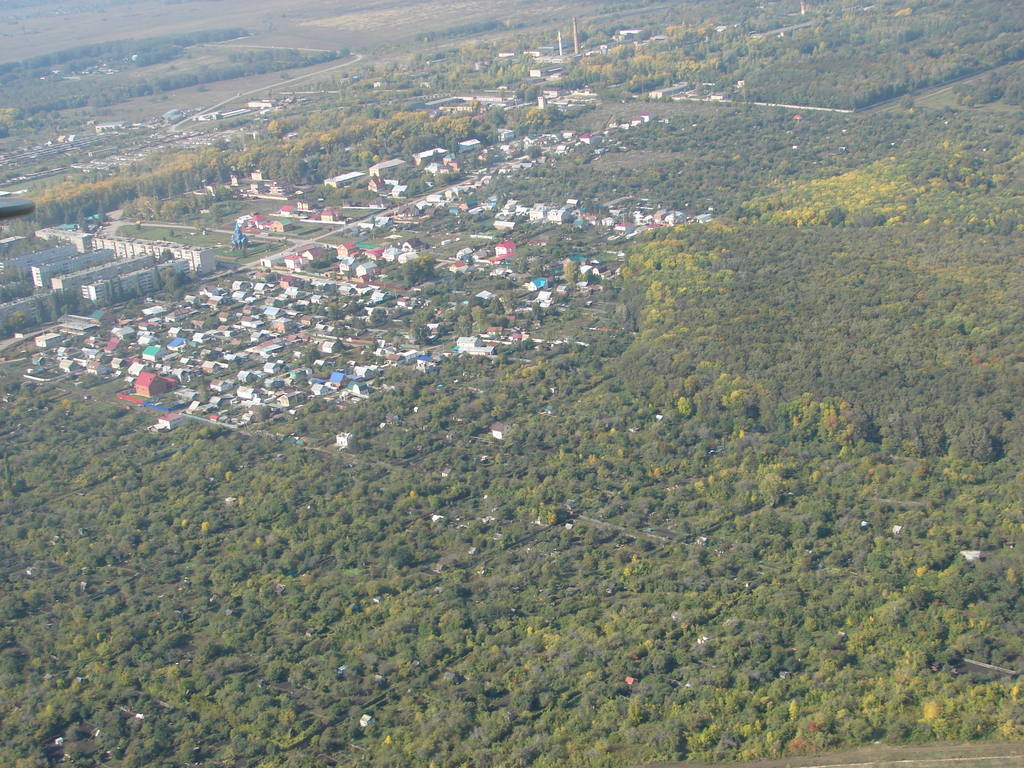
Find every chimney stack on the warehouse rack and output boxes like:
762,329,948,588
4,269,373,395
573,17,580,55
800,0,808,15
558,30,564,58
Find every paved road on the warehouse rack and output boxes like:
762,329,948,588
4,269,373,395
176,53,364,128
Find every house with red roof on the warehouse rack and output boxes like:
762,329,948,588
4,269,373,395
337,243,362,260
496,240,517,258
135,372,175,398
243,214,271,232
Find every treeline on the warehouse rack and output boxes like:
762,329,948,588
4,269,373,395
6,48,344,116
33,147,232,226
953,66,1024,107
417,19,513,43
0,28,247,76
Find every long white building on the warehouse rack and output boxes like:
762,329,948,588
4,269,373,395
50,255,155,293
31,249,115,288
0,244,79,278
91,236,216,275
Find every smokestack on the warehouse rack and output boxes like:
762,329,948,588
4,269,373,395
558,30,563,58
573,17,580,55
800,0,807,15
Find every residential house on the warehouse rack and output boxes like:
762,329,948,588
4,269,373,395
142,345,163,362
156,413,186,430
135,371,174,398
456,336,495,356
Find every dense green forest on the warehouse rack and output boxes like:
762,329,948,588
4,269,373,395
5,154,1024,768
4,214,1024,767
3,0,1024,765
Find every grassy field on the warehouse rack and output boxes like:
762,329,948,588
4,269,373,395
214,242,279,264
127,226,228,247
1,0,609,66
646,742,1024,768
84,54,362,124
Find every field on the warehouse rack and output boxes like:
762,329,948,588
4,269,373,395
0,0,609,66
125,225,230,247
82,53,364,124
651,742,1024,768
1,0,617,125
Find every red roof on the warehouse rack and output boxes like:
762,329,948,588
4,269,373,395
135,371,158,387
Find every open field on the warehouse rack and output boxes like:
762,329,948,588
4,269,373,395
126,226,230,247
81,55,365,124
647,743,1024,768
0,0,608,66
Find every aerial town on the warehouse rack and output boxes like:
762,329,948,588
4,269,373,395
0,110,710,440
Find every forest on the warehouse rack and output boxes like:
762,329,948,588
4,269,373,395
4,122,1024,767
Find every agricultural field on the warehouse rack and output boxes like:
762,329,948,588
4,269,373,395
0,0,610,66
